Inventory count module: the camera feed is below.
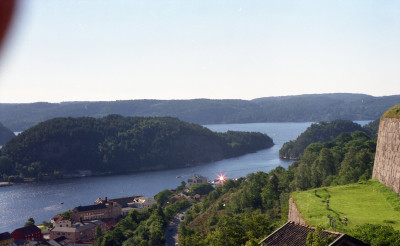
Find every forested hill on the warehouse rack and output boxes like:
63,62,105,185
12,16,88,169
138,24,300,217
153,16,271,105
279,119,373,160
0,122,15,145
1,93,400,131
0,115,273,178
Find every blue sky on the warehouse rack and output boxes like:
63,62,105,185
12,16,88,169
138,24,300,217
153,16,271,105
0,0,399,103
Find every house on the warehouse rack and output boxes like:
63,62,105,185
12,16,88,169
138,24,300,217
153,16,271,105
0,232,14,246
50,215,71,228
11,225,43,241
49,220,105,243
259,221,367,246
92,197,126,218
94,196,154,213
129,197,156,209
72,204,112,223
187,174,208,188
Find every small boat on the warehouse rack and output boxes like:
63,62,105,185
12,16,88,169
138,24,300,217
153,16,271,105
176,175,182,178
60,202,64,205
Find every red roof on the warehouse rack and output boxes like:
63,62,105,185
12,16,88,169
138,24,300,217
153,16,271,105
12,225,41,236
51,215,69,223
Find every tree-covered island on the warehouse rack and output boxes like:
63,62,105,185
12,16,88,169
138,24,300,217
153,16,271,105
0,115,273,180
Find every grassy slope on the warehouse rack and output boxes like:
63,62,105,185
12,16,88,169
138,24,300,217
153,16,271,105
382,105,400,119
291,179,400,232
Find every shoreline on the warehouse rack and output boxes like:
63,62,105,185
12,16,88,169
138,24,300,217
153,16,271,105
0,182,13,187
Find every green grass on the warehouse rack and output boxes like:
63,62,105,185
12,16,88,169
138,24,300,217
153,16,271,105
382,105,400,119
291,179,400,232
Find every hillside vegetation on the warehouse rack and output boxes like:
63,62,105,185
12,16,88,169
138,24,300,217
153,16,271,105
177,129,377,245
0,115,273,179
1,93,400,131
279,120,371,160
291,180,400,232
0,122,15,145
382,105,400,119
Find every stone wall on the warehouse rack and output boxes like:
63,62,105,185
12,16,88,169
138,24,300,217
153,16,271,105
373,118,400,194
288,197,306,225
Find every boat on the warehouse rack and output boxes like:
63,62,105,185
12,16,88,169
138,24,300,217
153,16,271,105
176,175,182,178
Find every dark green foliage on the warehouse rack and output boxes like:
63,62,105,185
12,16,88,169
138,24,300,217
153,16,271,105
292,131,376,190
189,183,214,195
279,120,367,160
179,171,290,245
363,118,380,137
24,217,35,227
306,225,335,246
0,122,14,145
59,210,72,220
163,200,191,221
154,189,172,206
95,187,191,246
0,115,273,177
95,206,165,246
176,181,186,193
350,224,400,246
1,94,400,131
178,126,377,245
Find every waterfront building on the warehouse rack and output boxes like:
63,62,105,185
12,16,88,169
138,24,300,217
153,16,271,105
11,225,43,241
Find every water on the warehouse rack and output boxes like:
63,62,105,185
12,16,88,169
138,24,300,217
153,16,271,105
0,121,369,232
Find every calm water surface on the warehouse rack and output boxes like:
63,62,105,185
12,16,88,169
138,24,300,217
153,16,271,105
0,122,324,232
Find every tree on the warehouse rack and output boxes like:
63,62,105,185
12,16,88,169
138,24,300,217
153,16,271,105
95,225,103,240
176,181,187,193
350,224,400,246
306,225,334,246
24,217,35,227
155,189,171,206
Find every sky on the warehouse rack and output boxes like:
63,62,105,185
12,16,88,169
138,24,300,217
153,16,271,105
0,0,399,103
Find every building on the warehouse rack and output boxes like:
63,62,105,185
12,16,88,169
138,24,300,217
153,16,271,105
0,232,14,246
48,236,70,246
49,220,105,243
50,215,71,228
129,197,156,209
11,225,43,241
94,196,154,214
187,174,208,188
72,204,112,223
259,221,367,246
372,106,400,194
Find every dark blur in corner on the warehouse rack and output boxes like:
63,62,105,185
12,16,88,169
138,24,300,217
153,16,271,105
0,0,17,56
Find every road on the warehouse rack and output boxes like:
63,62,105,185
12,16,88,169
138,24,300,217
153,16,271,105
164,208,189,246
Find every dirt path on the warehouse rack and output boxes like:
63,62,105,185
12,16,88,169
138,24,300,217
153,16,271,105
164,208,189,246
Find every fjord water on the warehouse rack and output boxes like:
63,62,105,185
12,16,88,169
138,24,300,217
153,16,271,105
0,122,326,232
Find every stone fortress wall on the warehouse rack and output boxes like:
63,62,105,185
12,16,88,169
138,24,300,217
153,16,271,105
287,197,306,225
373,109,400,194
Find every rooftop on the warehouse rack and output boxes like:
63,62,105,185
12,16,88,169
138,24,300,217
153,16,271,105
260,221,340,246
51,220,104,233
74,203,107,212
12,225,41,235
0,232,13,241
51,214,70,223
259,221,366,246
